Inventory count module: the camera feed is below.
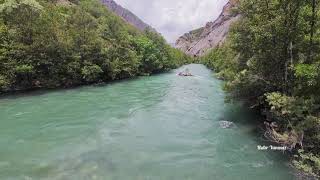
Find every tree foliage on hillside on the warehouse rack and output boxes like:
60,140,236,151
0,0,190,92
202,0,320,176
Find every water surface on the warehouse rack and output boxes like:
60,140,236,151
0,64,295,179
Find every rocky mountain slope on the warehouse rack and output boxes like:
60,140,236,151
175,0,240,57
101,0,155,32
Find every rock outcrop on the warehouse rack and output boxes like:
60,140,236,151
101,0,155,32
175,0,240,57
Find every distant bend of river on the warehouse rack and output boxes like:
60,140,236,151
0,64,295,180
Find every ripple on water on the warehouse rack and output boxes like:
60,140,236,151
0,64,295,180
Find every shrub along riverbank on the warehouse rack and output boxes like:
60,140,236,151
0,0,191,94
201,0,320,177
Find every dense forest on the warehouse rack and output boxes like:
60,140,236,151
0,0,189,93
201,0,320,176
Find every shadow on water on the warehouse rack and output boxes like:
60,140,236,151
218,98,298,177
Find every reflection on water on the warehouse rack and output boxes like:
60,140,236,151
0,64,295,179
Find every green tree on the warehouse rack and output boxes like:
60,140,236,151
201,0,320,175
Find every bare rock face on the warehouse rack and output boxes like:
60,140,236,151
101,0,155,32
175,0,240,57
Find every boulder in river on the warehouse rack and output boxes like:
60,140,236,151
218,121,235,129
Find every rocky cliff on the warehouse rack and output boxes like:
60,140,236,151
175,0,240,57
101,0,155,32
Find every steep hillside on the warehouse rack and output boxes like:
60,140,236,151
0,0,188,93
101,0,155,32
175,0,240,57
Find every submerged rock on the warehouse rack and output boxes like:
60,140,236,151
218,121,235,129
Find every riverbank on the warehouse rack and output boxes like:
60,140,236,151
0,70,169,97
200,0,320,176
201,52,320,179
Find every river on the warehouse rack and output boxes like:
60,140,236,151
0,64,295,179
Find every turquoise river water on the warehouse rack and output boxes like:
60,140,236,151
0,64,296,180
